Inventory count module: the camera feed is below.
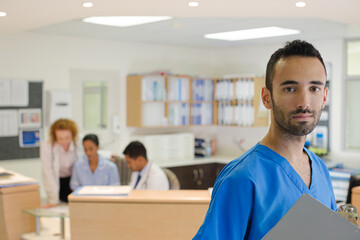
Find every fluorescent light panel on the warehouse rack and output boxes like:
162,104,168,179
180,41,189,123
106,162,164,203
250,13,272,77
204,26,300,41
188,2,199,7
82,16,172,27
82,2,94,8
295,2,306,7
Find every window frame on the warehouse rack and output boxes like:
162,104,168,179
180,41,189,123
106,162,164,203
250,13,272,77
345,39,360,150
83,81,108,130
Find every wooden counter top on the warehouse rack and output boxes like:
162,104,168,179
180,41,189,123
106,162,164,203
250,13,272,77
68,189,211,204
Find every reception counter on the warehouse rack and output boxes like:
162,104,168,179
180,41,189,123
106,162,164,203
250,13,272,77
69,190,211,240
0,184,40,240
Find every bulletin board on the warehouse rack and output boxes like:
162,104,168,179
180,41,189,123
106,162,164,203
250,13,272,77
0,82,43,160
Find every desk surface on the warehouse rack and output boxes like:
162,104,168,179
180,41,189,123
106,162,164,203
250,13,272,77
69,189,211,204
69,190,210,240
0,183,39,194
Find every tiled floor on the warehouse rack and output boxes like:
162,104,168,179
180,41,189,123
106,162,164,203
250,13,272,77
21,217,71,240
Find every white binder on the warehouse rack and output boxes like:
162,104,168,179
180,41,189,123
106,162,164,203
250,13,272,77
262,194,360,240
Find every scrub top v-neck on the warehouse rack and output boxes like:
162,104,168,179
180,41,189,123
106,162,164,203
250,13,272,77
193,143,336,240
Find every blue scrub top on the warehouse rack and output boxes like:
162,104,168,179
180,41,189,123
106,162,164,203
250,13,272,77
70,154,120,190
194,143,336,240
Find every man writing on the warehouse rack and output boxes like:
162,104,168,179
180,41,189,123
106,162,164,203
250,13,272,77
194,40,336,239
123,141,169,190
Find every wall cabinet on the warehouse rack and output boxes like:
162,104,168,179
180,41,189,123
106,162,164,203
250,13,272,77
214,77,269,127
127,75,194,127
167,163,226,189
127,75,268,128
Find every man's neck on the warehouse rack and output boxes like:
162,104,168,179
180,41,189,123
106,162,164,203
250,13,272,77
260,126,307,164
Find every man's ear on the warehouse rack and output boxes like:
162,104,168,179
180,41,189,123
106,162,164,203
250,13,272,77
261,87,272,109
322,87,329,109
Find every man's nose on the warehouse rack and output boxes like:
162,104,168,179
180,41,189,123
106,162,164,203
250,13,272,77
296,89,310,110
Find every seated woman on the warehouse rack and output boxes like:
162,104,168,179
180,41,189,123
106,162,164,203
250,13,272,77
70,134,120,190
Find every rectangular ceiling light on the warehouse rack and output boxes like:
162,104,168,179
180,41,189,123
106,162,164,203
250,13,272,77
83,16,172,27
204,26,300,41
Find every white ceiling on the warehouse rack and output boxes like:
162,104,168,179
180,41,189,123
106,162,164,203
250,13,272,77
1,0,360,48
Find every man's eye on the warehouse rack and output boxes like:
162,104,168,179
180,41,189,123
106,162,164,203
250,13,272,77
284,87,295,92
310,86,320,92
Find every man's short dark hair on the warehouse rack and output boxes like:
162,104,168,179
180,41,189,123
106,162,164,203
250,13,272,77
265,40,326,94
123,141,148,160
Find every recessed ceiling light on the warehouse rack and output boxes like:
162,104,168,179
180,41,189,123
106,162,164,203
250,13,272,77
188,2,199,7
204,26,300,41
295,2,306,7
82,2,94,8
82,16,172,27
0,12,7,17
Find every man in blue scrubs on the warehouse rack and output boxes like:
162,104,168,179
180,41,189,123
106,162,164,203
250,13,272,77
194,40,336,240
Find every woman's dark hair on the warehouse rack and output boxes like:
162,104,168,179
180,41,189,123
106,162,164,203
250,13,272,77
83,134,99,146
265,40,326,94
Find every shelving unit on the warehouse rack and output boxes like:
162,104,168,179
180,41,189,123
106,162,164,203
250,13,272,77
214,77,269,127
190,78,215,125
126,75,268,128
127,75,192,127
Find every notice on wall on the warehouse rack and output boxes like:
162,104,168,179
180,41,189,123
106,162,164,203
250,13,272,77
11,80,29,106
18,108,42,128
0,79,29,107
0,80,11,106
0,110,18,137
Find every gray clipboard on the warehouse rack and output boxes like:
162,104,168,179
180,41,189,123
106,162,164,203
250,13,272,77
262,194,360,240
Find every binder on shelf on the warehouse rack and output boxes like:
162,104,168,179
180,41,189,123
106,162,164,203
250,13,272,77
262,194,360,240
192,79,214,101
141,76,166,101
168,76,190,101
329,168,360,202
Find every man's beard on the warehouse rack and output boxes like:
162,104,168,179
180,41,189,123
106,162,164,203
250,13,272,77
272,100,321,136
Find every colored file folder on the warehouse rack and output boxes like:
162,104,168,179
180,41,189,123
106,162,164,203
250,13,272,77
262,194,360,240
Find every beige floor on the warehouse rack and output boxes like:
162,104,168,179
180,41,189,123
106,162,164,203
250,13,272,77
21,217,71,240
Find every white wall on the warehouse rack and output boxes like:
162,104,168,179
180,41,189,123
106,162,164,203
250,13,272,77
212,39,360,168
0,33,358,199
0,32,218,197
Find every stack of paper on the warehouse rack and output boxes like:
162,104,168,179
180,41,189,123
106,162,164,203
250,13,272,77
75,185,132,196
0,167,37,188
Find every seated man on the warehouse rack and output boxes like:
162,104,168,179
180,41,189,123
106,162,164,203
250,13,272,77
123,141,169,190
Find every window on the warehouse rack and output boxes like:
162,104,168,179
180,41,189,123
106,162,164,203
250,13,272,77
346,40,360,149
83,81,108,130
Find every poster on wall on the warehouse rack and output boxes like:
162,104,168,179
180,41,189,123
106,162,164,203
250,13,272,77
18,108,42,128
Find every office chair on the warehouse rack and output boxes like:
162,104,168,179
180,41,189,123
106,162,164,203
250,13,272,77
111,155,132,185
162,168,180,190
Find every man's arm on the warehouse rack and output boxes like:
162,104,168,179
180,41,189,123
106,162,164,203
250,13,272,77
194,169,254,240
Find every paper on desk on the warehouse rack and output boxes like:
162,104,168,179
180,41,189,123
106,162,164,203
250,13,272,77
0,168,37,187
77,185,132,196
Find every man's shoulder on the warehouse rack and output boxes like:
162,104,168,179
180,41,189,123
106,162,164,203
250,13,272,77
228,144,272,167
147,162,167,179
219,144,270,181
149,162,165,174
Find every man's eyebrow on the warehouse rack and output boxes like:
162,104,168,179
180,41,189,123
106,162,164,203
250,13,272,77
279,80,298,86
279,80,325,86
309,80,325,86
